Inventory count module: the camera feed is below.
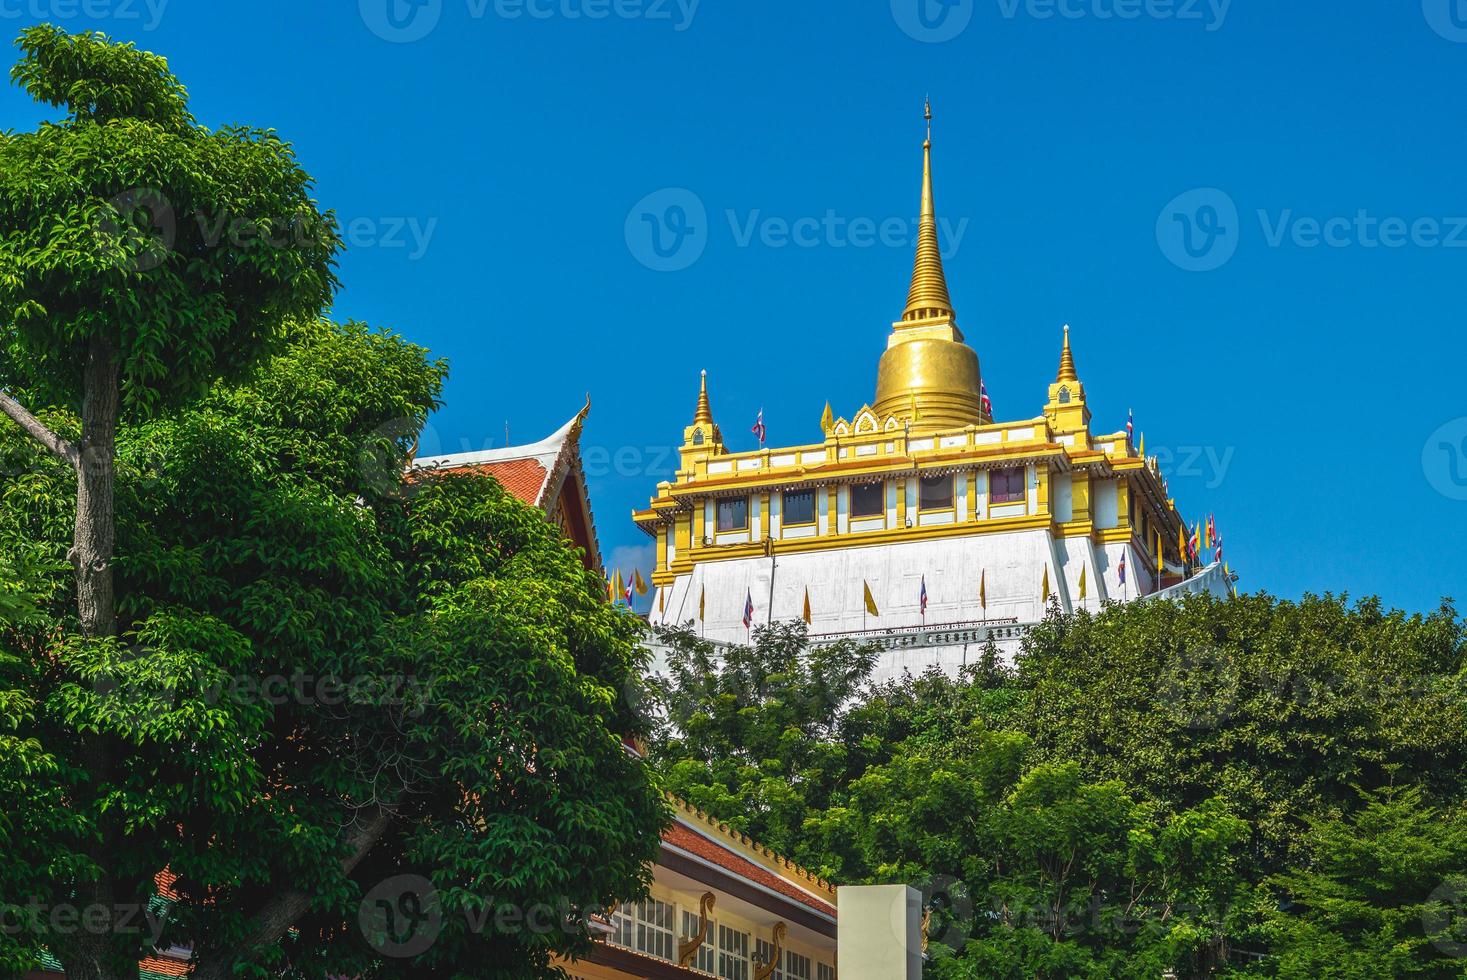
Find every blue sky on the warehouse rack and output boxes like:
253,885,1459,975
2,0,1464,614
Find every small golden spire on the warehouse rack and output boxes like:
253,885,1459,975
1056,324,1078,382
693,369,714,425
902,98,954,323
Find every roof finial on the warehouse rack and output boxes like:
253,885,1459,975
902,98,954,324
693,369,714,425
1056,324,1078,382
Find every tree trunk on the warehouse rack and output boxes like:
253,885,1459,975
55,335,127,980
73,333,119,640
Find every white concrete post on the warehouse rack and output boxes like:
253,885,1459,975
836,884,922,980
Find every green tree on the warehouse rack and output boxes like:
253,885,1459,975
0,28,338,976
0,318,668,980
650,594,1466,977
1243,786,1467,979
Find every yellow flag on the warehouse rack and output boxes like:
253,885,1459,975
612,569,624,601
802,586,812,625
1156,533,1164,574
1041,566,1051,600
863,581,879,617
698,585,705,621
1079,564,1087,600
820,401,834,434
634,569,649,595
1178,524,1186,561
606,573,615,602
979,569,987,610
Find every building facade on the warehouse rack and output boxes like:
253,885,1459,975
637,107,1230,679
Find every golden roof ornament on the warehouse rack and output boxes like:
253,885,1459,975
902,98,954,323
693,369,714,426
1056,324,1078,382
873,99,985,431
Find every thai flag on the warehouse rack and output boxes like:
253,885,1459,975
1118,551,1127,586
742,589,754,628
1126,409,1134,441
980,381,993,416
623,574,634,605
1215,532,1224,565
920,575,928,615
751,409,766,447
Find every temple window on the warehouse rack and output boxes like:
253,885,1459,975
850,480,884,518
919,474,954,511
991,466,1026,504
1059,386,1071,404
716,498,748,532
692,428,704,445
718,923,751,979
783,489,816,526
612,898,675,961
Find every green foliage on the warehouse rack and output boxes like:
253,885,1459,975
0,25,340,416
0,320,668,979
650,594,1467,977
1241,786,1467,979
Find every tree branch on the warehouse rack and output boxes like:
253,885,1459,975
0,388,78,468
190,805,397,980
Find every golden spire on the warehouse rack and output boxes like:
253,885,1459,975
1056,324,1078,382
902,98,954,323
693,370,714,425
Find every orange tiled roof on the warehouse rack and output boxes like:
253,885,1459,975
449,458,549,506
661,823,836,919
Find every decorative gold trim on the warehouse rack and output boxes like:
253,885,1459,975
754,922,788,980
677,892,716,967
666,795,836,901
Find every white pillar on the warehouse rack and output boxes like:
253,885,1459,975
836,884,922,980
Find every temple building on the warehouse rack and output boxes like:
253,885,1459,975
636,105,1231,678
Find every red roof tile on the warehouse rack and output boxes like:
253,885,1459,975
661,823,836,919
452,458,548,505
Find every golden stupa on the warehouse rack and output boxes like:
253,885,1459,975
871,100,987,431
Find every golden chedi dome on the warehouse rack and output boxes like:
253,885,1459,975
872,101,986,432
